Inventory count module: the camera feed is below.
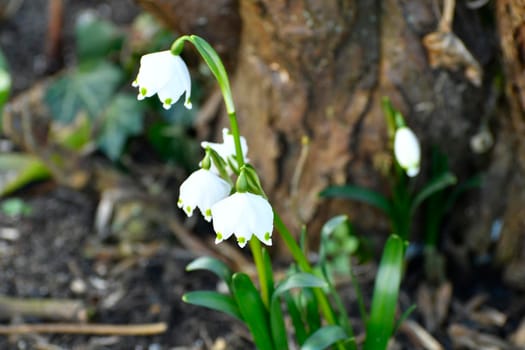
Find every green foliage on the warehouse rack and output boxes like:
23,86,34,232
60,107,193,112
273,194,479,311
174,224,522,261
232,272,274,350
182,291,242,321
97,93,144,160
320,186,392,216
75,15,124,62
0,154,51,196
319,215,359,275
1,198,32,217
45,61,123,124
364,235,406,350
185,256,233,288
301,325,350,350
0,49,11,129
147,122,200,169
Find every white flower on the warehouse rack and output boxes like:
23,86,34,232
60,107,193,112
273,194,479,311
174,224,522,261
178,169,231,221
394,127,421,177
211,192,273,248
201,128,249,172
132,50,192,110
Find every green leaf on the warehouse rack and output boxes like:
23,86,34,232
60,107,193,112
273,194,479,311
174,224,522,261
319,215,352,264
45,61,123,124
393,304,417,334
301,325,349,350
96,93,144,160
300,287,321,335
273,273,327,300
0,49,11,128
320,185,392,216
232,273,274,350
410,172,457,215
186,256,233,288
182,291,242,321
285,292,308,345
444,174,482,213
186,35,235,114
1,198,32,217
0,154,51,196
146,122,200,169
75,15,123,62
364,235,406,350
269,273,327,350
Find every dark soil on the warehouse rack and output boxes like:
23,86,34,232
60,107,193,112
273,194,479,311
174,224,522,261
0,187,252,350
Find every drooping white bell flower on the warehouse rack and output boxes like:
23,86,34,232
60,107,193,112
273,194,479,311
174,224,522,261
178,169,231,221
201,128,249,172
211,192,273,248
132,50,192,110
394,127,421,177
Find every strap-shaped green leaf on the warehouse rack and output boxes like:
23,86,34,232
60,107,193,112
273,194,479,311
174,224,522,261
285,291,308,345
301,325,349,350
364,235,406,350
273,273,327,300
269,273,327,350
320,185,392,216
232,273,274,350
186,256,233,288
410,172,457,215
319,215,350,264
182,291,242,321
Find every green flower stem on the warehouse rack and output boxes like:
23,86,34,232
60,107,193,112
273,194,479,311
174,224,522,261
249,237,270,308
228,111,245,168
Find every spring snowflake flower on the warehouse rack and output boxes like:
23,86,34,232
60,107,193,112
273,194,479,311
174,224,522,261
201,128,249,169
394,127,421,177
132,50,192,110
211,192,273,248
178,169,231,221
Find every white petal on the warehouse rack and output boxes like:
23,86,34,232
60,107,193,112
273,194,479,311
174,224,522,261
394,127,421,176
178,169,231,220
133,51,192,109
134,51,175,97
211,192,273,248
172,55,192,109
200,128,250,174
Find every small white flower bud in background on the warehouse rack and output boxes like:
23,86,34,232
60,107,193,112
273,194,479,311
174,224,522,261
394,127,421,177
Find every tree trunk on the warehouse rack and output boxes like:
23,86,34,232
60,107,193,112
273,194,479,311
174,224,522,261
494,0,525,289
139,0,524,284
231,0,497,253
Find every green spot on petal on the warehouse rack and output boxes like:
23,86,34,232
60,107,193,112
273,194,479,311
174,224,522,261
140,87,147,96
164,98,172,105
238,237,246,244
264,232,271,241
205,209,212,217
177,198,183,205
186,205,191,213
216,232,223,240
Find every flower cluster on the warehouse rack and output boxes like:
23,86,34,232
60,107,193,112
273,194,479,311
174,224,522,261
133,50,273,248
177,132,273,248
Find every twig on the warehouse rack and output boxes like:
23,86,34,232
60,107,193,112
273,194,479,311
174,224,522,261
0,322,167,335
0,296,87,322
438,0,455,32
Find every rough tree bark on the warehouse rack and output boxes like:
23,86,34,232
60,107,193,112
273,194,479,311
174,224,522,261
140,0,525,285
495,0,525,289
231,0,497,253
